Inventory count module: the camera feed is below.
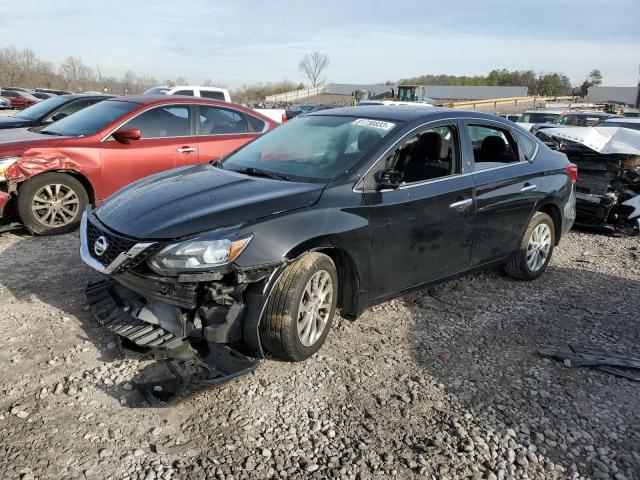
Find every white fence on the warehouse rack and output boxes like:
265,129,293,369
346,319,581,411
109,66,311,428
265,85,328,103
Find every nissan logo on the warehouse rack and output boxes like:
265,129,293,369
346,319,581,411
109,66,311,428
94,236,108,257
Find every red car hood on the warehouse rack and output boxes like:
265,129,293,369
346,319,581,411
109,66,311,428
0,128,67,154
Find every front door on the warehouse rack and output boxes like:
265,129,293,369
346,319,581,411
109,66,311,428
99,104,199,198
366,121,475,300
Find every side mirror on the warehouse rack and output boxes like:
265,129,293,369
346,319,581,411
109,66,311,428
112,128,141,144
374,169,404,190
51,112,68,122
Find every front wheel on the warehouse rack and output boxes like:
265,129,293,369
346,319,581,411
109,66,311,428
17,172,89,235
260,252,338,361
504,211,555,280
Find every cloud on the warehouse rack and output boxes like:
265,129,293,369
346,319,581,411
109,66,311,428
0,0,638,86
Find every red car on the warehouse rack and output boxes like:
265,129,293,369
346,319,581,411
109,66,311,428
0,96,277,234
0,89,41,109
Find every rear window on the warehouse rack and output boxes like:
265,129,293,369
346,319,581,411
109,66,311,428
200,90,226,101
518,112,561,123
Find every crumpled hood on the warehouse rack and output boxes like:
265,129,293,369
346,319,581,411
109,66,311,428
96,163,326,239
0,127,66,152
0,117,32,129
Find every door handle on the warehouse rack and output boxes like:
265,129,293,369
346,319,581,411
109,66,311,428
520,184,537,192
449,198,473,211
177,146,197,154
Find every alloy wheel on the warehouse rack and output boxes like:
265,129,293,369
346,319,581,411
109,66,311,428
297,270,334,347
31,183,80,228
526,223,552,272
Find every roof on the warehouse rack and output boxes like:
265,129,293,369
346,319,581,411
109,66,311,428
107,94,231,105
309,104,512,123
603,117,640,124
327,83,528,100
587,86,639,106
522,109,565,114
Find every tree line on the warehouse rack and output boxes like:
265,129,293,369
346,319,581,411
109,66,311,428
0,46,303,102
0,45,604,101
399,68,603,97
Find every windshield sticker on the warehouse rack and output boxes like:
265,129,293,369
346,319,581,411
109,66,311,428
352,119,396,130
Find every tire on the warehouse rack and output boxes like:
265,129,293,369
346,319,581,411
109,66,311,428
260,252,338,361
504,211,555,280
17,172,89,235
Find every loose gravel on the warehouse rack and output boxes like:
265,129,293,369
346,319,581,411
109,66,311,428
0,228,638,480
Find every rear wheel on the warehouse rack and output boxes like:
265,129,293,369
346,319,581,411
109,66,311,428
504,211,555,280
260,252,338,361
17,172,88,235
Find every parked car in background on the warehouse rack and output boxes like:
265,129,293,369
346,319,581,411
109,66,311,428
285,104,321,119
34,88,73,96
145,86,286,123
32,91,57,100
0,96,277,234
595,117,640,131
530,111,616,135
0,94,112,130
516,110,564,131
497,114,520,122
143,85,231,102
0,97,11,109
80,106,576,400
0,89,41,109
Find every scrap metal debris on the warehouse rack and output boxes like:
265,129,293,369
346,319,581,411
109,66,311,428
540,344,640,382
539,127,640,234
0,222,22,234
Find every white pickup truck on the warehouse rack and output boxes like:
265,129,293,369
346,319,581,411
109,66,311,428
143,85,286,123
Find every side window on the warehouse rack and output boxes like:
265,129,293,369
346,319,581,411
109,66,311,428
513,130,537,161
198,105,250,134
122,105,191,139
467,124,519,171
200,90,226,101
381,124,460,184
53,99,98,118
173,90,194,96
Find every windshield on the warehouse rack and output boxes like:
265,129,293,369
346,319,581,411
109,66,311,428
41,100,139,137
15,95,71,120
144,87,170,95
223,115,400,182
518,112,561,123
553,114,584,126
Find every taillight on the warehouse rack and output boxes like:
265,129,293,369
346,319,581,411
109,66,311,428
281,113,287,123
565,163,578,184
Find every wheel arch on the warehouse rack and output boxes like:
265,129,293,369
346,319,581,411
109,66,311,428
536,201,562,245
285,242,362,319
17,168,95,204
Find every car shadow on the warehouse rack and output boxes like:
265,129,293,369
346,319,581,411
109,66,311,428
400,265,640,477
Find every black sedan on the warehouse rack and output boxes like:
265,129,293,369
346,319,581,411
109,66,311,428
80,106,576,400
0,94,112,130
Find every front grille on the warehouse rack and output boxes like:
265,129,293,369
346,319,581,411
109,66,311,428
86,220,137,267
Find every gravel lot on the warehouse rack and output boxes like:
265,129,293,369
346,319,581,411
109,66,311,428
0,228,639,480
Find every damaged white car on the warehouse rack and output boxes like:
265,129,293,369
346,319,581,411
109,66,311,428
539,127,640,234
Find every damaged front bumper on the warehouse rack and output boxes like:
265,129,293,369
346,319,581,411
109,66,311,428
80,211,282,404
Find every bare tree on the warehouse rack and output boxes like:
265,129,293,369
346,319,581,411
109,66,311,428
298,51,329,87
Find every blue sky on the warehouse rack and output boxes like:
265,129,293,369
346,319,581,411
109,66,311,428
1,0,639,87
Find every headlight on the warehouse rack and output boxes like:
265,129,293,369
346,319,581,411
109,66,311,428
0,156,19,182
148,236,252,274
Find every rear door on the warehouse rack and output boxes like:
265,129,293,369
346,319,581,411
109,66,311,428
195,104,266,162
99,103,199,197
463,120,541,266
